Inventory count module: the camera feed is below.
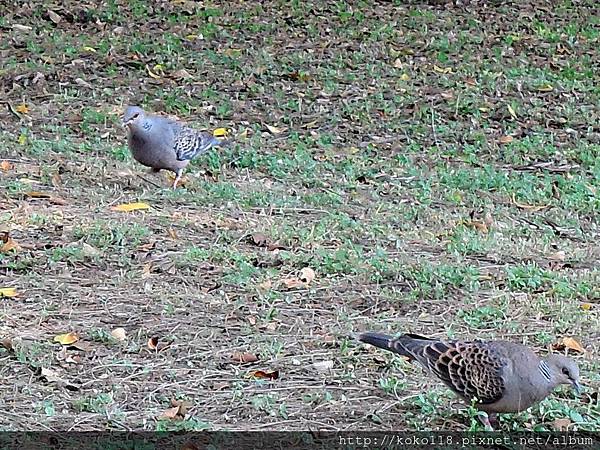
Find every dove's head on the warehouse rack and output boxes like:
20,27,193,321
546,354,581,394
122,106,145,128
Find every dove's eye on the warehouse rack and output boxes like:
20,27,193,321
562,367,570,376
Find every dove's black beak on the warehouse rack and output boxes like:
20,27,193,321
572,380,582,395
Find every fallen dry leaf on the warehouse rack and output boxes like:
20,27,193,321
0,160,12,172
265,124,284,135
552,418,571,431
1,236,21,253
111,202,150,212
49,196,67,205
167,227,178,239
250,232,269,247
213,381,230,390
247,370,279,380
0,288,18,298
159,399,191,420
580,303,592,311
12,24,32,32
53,332,79,345
0,338,13,351
159,406,181,420
256,280,272,293
56,347,82,364
299,267,316,284
511,194,549,211
81,243,101,258
141,263,152,279
15,103,29,114
172,68,193,79
40,367,80,390
111,328,127,341
498,135,513,144
74,78,92,89
282,277,305,289
25,191,51,198
231,351,258,364
552,337,585,354
463,220,488,234
148,336,159,350
312,360,334,372
47,9,61,24
548,250,566,261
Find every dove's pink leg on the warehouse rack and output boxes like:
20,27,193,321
172,168,183,189
477,412,496,431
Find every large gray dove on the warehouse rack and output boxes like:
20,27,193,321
122,106,225,188
355,331,581,429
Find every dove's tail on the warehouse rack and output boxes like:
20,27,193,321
354,331,421,360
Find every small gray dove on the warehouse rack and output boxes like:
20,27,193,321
355,332,581,429
122,106,225,188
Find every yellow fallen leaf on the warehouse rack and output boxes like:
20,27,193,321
111,202,150,212
433,65,453,74
580,303,592,311
82,46,96,53
537,84,553,92
15,103,29,114
0,288,17,298
146,65,161,79
54,332,79,345
213,127,229,137
400,73,410,81
18,134,27,145
507,104,518,119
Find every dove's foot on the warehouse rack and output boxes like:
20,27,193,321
477,412,497,431
172,169,183,189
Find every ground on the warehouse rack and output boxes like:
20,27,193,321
0,0,598,432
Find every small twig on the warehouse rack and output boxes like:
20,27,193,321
1,101,23,120
430,100,440,148
136,173,163,188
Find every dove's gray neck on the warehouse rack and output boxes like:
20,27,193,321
538,360,553,383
